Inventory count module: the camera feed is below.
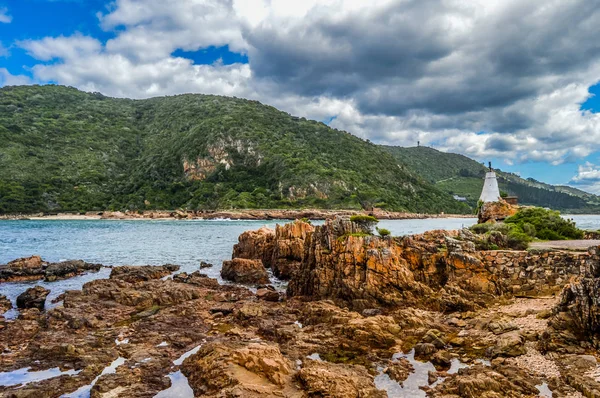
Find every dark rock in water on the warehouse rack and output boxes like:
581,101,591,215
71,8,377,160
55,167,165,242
0,294,12,315
110,264,180,283
0,256,103,283
414,343,438,359
221,258,270,285
44,260,102,281
16,286,50,310
200,261,213,269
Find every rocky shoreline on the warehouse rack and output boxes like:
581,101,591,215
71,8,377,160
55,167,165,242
0,208,474,221
1,217,599,397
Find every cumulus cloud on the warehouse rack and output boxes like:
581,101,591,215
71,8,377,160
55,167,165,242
0,7,11,23
0,69,32,86
8,0,600,167
570,162,600,193
19,34,101,61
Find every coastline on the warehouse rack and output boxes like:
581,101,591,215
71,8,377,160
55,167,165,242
0,208,476,221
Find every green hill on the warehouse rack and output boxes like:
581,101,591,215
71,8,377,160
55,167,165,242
0,85,470,214
382,146,600,212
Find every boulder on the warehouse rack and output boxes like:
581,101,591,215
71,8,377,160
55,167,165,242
297,359,386,398
182,341,294,397
256,287,280,302
489,331,526,358
221,258,270,285
16,286,50,310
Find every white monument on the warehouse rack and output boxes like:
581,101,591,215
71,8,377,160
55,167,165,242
479,162,501,203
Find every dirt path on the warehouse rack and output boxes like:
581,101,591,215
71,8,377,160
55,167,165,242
529,240,600,251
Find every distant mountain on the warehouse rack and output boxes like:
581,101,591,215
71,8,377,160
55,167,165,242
0,85,470,214
382,146,600,213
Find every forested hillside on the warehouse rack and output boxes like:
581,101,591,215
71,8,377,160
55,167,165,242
383,146,600,212
0,85,470,214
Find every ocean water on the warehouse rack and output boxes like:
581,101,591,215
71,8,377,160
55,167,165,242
0,217,472,309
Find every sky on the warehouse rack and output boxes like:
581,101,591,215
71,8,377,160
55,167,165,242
1,0,600,192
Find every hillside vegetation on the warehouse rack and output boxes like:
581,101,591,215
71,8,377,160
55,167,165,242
383,146,600,212
0,85,470,214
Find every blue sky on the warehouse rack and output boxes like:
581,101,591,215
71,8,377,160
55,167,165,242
1,0,600,192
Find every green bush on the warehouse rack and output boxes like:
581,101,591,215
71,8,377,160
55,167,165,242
507,230,532,250
376,227,391,237
505,207,583,240
350,214,379,234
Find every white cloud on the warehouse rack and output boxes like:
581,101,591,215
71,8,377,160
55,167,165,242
19,34,101,61
0,7,11,23
0,69,32,86
10,0,600,168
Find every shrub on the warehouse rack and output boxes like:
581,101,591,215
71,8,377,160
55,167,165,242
507,230,531,250
470,223,492,234
350,214,379,234
505,207,583,240
377,227,391,237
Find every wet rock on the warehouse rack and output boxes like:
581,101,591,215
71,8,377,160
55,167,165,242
110,264,180,283
384,357,414,384
173,271,220,288
221,258,270,285
44,260,102,281
16,286,50,310
232,226,276,267
431,350,453,369
200,261,213,268
297,359,386,398
423,329,447,349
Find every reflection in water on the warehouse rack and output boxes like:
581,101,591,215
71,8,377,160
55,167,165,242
0,366,80,387
154,371,194,398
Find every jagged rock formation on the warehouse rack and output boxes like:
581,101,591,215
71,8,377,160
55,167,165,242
271,220,314,279
548,246,600,348
230,219,314,280
232,227,275,267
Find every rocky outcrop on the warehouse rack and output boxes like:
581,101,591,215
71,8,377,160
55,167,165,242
16,286,50,310
271,220,314,279
232,227,275,266
478,200,518,223
287,217,433,310
0,256,102,283
221,258,270,285
549,248,600,348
